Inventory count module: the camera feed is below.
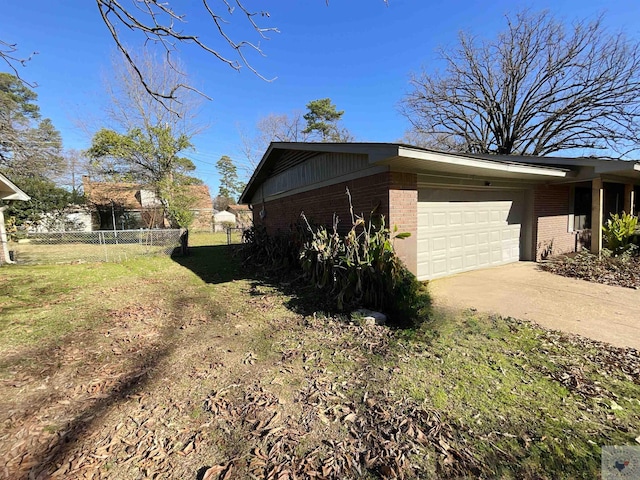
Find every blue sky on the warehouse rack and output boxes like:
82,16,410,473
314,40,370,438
4,0,640,194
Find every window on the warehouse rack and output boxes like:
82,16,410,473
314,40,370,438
573,187,591,231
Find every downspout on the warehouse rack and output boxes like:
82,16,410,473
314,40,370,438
0,206,15,264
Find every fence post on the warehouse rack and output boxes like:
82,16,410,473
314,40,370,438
227,227,231,245
180,229,189,256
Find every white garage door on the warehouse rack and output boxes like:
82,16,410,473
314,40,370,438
417,189,524,280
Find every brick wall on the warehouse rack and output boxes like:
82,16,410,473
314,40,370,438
252,171,419,273
388,172,418,272
191,211,213,232
533,185,577,259
254,172,390,232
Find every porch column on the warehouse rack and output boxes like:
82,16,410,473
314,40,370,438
590,177,604,254
624,183,635,216
0,206,14,265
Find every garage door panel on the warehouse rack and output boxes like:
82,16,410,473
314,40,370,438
433,212,447,227
432,236,447,254
464,252,478,268
464,232,476,246
417,190,524,280
450,234,463,248
490,209,502,223
450,212,462,226
432,259,448,276
463,212,476,224
449,255,464,270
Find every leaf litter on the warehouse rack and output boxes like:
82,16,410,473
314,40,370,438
1,279,639,479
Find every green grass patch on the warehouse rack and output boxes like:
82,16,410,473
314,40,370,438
391,310,640,479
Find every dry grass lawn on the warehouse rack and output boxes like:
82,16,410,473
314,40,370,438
0,232,638,479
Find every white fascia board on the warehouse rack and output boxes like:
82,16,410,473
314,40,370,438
396,147,567,178
2,192,31,200
0,173,30,201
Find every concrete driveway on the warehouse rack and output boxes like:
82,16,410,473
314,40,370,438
429,262,640,350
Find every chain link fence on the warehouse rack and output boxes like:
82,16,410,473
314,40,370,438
226,227,245,245
9,229,184,265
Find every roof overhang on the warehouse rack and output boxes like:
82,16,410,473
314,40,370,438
385,146,569,180
594,161,640,180
239,143,575,203
0,173,30,201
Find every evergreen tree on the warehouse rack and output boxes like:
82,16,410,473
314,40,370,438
302,98,353,142
216,155,244,202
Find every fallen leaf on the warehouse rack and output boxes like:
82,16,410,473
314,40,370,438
202,465,226,480
343,413,357,423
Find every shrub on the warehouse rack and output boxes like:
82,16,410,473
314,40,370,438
240,189,431,328
240,223,305,273
299,189,429,327
602,212,638,256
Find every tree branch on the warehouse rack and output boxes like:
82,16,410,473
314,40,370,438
95,0,280,113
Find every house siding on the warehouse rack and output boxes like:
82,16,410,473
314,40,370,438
534,185,576,259
252,171,419,273
261,152,370,199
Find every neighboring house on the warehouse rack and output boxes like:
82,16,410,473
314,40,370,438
226,204,252,229
240,142,640,281
27,205,93,233
0,172,30,265
213,210,236,232
188,185,216,232
83,177,214,231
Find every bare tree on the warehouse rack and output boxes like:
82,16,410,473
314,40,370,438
399,130,466,151
401,11,640,157
239,111,310,169
0,41,38,86
102,50,206,137
55,149,92,195
88,51,206,227
258,112,310,143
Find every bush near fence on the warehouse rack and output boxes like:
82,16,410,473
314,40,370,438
10,229,184,265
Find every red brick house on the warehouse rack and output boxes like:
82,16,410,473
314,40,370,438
83,178,214,232
240,143,640,280
226,204,252,229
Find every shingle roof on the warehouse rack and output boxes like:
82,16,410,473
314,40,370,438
83,178,213,211
83,180,141,209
